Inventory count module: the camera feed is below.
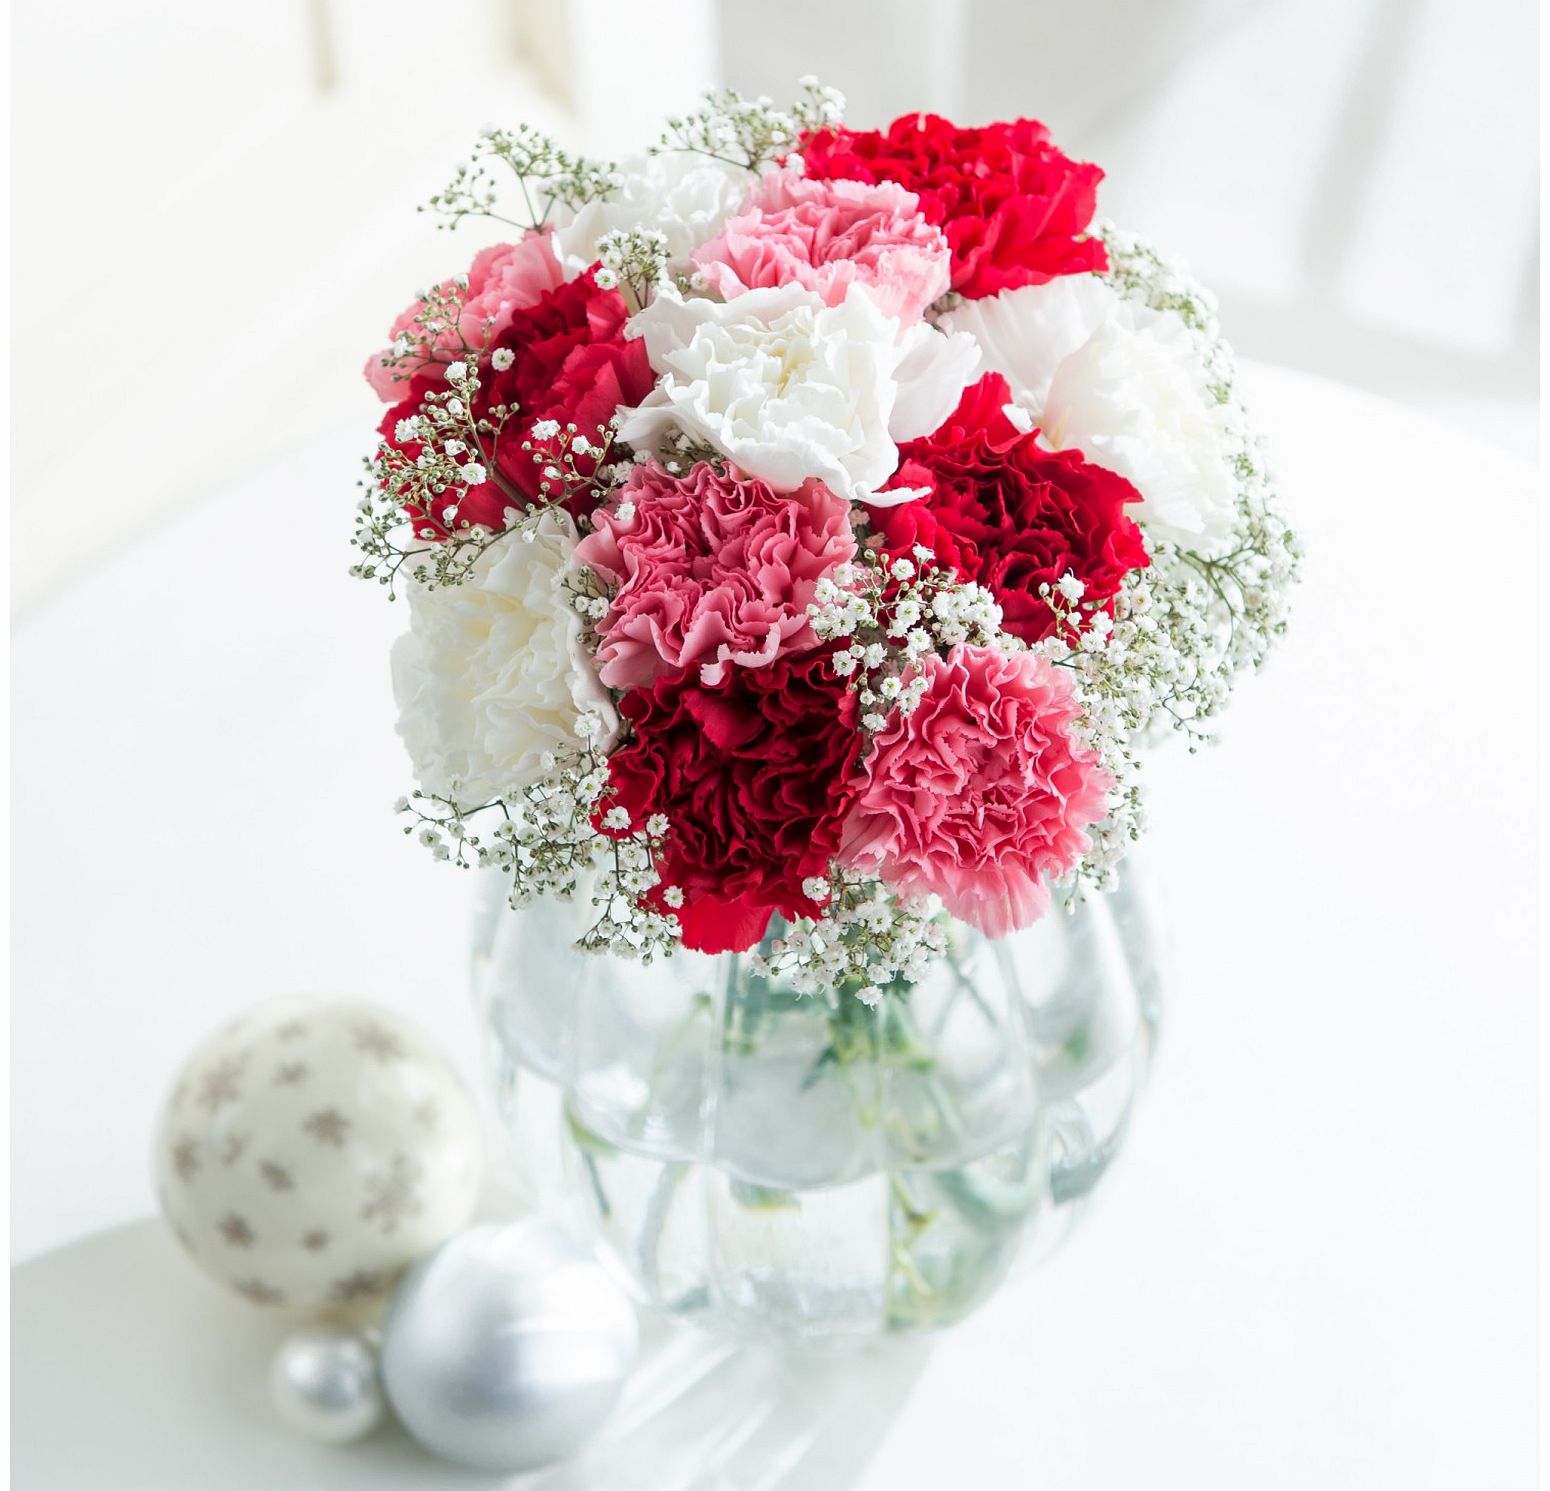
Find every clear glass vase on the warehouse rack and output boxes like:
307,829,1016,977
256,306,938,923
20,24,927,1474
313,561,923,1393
471,870,1163,1344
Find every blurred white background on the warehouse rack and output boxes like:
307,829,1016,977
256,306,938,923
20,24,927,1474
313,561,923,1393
9,0,1538,613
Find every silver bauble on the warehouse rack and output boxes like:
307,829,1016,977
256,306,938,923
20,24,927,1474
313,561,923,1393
270,1328,384,1443
380,1221,637,1473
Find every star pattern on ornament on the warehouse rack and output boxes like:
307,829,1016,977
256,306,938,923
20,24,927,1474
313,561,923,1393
259,1160,294,1192
218,1213,256,1248
275,1019,309,1042
273,1061,309,1086
302,1108,350,1147
361,1152,424,1236
301,1229,331,1252
329,1269,388,1304
412,1099,440,1133
351,1020,406,1063
197,1056,246,1111
219,1132,250,1167
170,1136,200,1182
233,1277,284,1307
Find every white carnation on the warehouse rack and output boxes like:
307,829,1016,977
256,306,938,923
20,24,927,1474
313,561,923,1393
943,277,1238,546
941,274,1117,413
548,153,751,276
617,284,978,503
1043,312,1238,547
390,510,618,806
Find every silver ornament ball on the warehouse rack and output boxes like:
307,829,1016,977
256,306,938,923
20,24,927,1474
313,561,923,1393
380,1221,638,1474
270,1328,385,1444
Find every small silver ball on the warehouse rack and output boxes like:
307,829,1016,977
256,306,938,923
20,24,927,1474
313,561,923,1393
381,1221,637,1473
270,1328,384,1444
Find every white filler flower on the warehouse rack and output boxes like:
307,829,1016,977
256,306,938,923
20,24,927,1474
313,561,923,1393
943,276,1239,547
618,283,979,503
391,510,617,805
549,153,752,276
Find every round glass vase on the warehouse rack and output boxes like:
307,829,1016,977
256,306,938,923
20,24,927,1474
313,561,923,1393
472,871,1163,1344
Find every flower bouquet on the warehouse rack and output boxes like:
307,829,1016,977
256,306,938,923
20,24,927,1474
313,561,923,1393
356,82,1297,1339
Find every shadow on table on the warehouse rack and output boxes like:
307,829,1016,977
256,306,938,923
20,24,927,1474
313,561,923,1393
13,1220,931,1490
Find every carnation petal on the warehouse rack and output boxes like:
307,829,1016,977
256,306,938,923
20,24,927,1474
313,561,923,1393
618,285,954,503
872,374,1149,644
940,275,1115,413
798,115,1107,299
690,168,951,326
675,891,777,954
859,483,931,509
888,325,982,442
391,511,615,806
547,153,751,277
575,463,854,688
841,645,1110,937
366,232,567,403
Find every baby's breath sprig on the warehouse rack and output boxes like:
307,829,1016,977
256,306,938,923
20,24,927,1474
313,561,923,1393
653,78,845,173
353,361,515,594
396,734,681,962
748,874,947,1005
808,541,1005,732
352,363,632,598
1097,221,1301,715
352,361,519,593
423,124,619,232
366,279,479,399
1030,577,1151,897
649,428,725,478
593,226,671,310
559,553,613,635
520,415,632,517
789,76,848,136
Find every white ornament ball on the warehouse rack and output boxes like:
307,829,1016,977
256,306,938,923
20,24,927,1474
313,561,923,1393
270,1328,384,1443
381,1221,638,1473
153,995,483,1317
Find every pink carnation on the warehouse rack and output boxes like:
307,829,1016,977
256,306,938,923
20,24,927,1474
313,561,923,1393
575,461,856,690
364,232,566,401
690,169,951,325
840,645,1111,936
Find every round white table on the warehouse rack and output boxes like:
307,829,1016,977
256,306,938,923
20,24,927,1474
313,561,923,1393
11,365,1539,1488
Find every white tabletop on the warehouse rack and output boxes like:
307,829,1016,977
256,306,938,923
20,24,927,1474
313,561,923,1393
11,365,1539,1487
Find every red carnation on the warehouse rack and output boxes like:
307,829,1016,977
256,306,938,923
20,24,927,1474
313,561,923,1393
799,114,1106,299
379,270,653,536
605,651,863,954
875,374,1149,644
